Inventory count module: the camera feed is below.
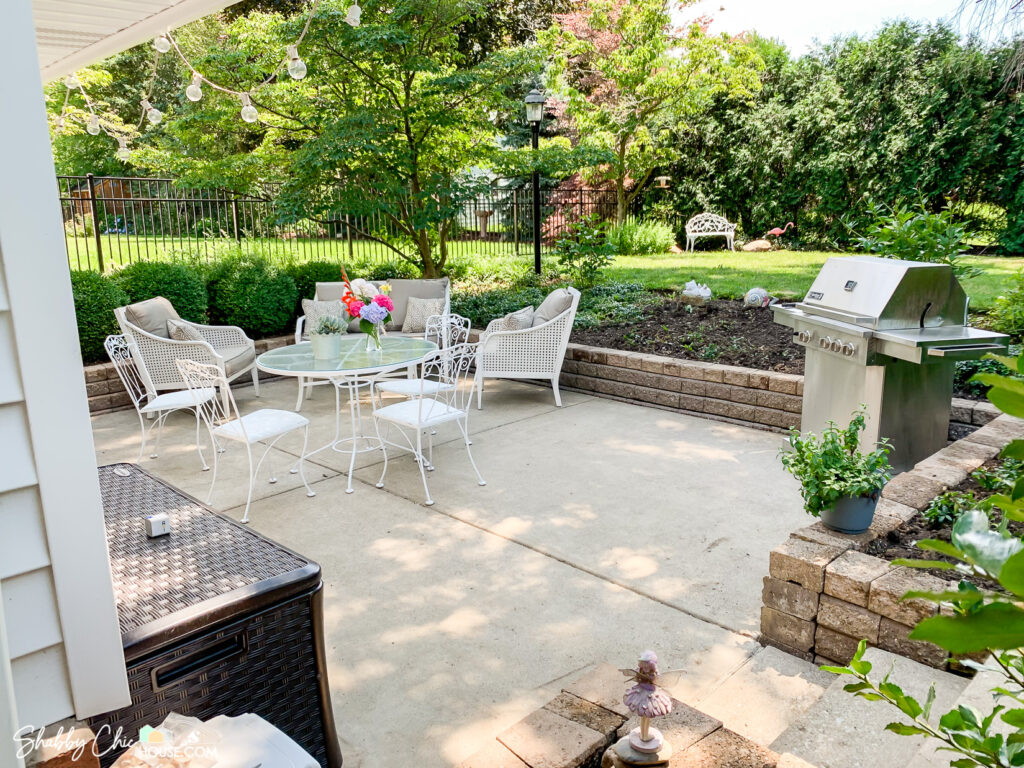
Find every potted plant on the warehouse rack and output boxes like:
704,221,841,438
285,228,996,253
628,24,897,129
309,314,346,360
779,409,892,534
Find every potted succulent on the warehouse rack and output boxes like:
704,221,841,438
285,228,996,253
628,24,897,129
309,314,346,360
779,409,892,534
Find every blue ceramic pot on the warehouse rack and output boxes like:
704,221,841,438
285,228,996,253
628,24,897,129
820,494,879,535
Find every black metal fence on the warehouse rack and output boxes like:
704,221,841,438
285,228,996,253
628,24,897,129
58,174,672,272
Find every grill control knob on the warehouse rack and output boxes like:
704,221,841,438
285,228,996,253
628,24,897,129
842,343,856,357
797,330,812,344
820,336,832,349
830,338,843,353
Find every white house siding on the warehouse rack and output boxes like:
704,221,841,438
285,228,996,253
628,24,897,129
0,0,129,751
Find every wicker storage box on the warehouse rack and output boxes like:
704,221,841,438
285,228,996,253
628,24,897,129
88,464,342,767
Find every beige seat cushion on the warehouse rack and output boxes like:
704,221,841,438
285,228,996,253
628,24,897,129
402,296,446,333
302,299,347,334
532,288,574,327
125,297,180,338
167,318,204,342
386,278,448,330
221,344,256,377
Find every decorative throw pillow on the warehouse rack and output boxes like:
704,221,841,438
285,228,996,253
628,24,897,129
166,319,204,342
302,299,347,334
497,305,534,332
402,296,446,334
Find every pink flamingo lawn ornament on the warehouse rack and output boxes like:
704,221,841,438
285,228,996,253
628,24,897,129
766,221,794,238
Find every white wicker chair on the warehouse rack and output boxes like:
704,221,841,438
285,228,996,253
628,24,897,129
115,297,258,400
685,213,737,251
475,287,580,408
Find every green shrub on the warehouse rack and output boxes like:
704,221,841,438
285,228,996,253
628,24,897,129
991,270,1024,339
609,220,676,255
954,347,1020,397
450,286,547,327
70,271,129,363
922,490,976,527
112,261,207,322
366,260,419,281
212,257,298,337
283,260,343,301
554,215,616,288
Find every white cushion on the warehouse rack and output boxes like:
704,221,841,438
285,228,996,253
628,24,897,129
221,344,256,377
141,387,217,413
213,409,310,444
373,397,462,428
376,378,453,397
532,289,573,327
167,318,204,342
125,297,180,338
302,299,347,334
499,306,534,331
402,297,446,333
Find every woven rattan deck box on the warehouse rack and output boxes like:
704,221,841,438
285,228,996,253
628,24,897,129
88,464,342,767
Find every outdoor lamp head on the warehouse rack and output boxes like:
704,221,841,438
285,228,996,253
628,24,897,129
524,89,545,123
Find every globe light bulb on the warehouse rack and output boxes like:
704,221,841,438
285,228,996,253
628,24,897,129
64,74,80,89
154,34,171,53
86,114,101,135
185,74,203,102
141,99,162,125
116,138,131,162
345,3,361,26
286,45,307,80
239,93,258,123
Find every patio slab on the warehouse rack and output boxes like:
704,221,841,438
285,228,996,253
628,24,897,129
90,377,808,767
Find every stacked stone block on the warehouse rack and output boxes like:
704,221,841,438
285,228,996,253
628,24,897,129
760,416,1024,670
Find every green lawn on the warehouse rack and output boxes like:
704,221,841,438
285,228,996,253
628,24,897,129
607,250,1024,311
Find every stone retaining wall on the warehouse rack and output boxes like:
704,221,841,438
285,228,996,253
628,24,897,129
83,334,293,415
560,344,999,438
760,414,1024,670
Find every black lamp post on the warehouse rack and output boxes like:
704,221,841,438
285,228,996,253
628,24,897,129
525,89,545,274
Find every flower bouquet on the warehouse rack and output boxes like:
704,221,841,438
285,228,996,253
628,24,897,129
339,265,394,352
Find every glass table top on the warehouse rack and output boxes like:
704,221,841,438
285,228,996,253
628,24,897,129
257,336,437,377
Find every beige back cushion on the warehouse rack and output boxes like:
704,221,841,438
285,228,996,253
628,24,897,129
314,282,348,302
532,288,574,327
386,278,448,330
125,297,180,338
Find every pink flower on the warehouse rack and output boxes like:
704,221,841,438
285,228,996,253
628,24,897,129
372,294,394,312
346,299,365,318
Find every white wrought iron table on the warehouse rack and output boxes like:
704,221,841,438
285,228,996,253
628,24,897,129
256,336,438,493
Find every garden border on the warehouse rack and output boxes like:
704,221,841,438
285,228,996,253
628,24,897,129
759,414,1024,670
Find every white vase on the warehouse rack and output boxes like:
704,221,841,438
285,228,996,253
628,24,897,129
310,334,343,360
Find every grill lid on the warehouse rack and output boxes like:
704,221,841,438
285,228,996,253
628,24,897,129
795,256,967,331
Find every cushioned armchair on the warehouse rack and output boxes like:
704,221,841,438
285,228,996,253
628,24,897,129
475,286,580,408
115,296,258,399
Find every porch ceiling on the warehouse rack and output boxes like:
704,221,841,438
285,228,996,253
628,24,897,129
34,0,242,83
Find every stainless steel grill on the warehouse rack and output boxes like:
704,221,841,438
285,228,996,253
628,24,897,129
773,255,1008,470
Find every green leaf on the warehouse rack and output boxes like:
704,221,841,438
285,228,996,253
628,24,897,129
999,550,1024,598
885,723,929,737
1002,709,1024,727
910,603,1024,653
893,559,957,571
924,683,937,719
819,665,850,675
916,539,966,558
1002,441,1024,461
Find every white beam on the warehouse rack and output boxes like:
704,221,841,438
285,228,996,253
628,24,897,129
38,0,245,82
2,0,130,719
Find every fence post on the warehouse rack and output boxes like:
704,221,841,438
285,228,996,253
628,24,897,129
231,197,241,242
513,189,519,254
86,173,104,273
345,214,354,259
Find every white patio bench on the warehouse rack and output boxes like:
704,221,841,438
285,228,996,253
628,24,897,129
685,213,737,251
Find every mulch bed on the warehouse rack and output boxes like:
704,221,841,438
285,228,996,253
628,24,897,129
571,298,805,373
864,458,1023,591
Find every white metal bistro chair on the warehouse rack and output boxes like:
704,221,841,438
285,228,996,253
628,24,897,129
372,314,472,405
371,342,485,506
104,335,215,469
176,359,316,524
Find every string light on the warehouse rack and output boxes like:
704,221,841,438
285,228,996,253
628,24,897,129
64,74,80,89
86,114,101,135
153,33,172,53
141,98,163,125
115,137,131,161
346,3,362,26
185,73,204,101
286,45,307,80
239,93,258,123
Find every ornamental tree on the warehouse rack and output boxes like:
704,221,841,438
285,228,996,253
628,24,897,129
540,0,762,225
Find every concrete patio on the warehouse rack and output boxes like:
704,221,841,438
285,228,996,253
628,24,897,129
91,376,809,767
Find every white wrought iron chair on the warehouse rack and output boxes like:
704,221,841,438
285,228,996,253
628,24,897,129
371,343,485,506
176,359,315,524
104,335,215,469
684,212,737,251
372,313,472,405
115,296,259,401
475,287,580,408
